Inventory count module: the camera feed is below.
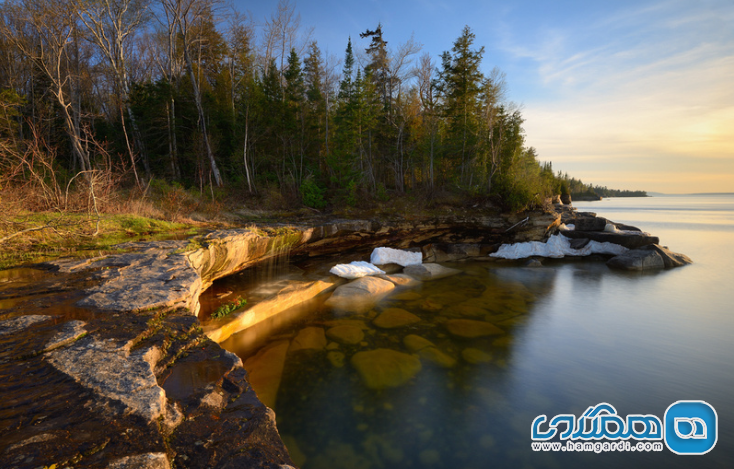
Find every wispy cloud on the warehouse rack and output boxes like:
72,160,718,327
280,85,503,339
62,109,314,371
506,0,734,192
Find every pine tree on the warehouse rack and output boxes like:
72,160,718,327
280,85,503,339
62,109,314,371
437,26,485,186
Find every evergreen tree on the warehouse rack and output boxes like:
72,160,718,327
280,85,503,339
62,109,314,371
437,26,485,185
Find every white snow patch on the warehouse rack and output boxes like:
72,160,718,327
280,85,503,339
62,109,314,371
558,223,575,231
490,234,629,259
370,247,423,266
330,261,386,279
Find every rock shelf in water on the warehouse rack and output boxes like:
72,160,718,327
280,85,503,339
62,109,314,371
0,208,689,467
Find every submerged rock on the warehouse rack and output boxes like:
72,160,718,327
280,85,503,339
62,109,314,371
243,339,290,408
289,327,327,352
327,351,346,368
418,347,456,368
445,319,505,338
373,308,421,329
350,349,422,389
390,291,423,301
403,334,435,352
445,303,488,317
377,273,422,287
462,348,493,364
325,276,395,314
326,325,365,345
403,263,461,281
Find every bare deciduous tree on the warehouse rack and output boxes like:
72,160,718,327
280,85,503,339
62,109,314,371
72,0,152,182
1,0,92,175
160,0,223,187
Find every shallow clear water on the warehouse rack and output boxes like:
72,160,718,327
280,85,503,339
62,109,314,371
220,194,734,469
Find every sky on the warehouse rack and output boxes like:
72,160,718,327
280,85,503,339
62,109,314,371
232,0,734,193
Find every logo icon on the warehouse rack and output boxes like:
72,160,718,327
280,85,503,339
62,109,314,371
664,401,717,455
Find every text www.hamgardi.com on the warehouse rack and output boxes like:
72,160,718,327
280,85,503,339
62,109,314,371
532,441,664,453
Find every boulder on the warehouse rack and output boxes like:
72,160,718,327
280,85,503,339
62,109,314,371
350,349,422,389
403,263,461,281
325,276,395,314
640,244,693,268
289,327,327,352
607,244,692,271
445,319,505,338
606,249,664,271
326,325,365,345
373,308,421,329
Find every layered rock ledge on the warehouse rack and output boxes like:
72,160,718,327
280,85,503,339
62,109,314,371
0,212,560,468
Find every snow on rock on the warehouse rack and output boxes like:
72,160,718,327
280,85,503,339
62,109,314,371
370,247,423,267
558,223,575,231
330,261,386,279
490,234,629,260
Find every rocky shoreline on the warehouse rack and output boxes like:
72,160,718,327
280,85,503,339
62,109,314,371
0,208,690,468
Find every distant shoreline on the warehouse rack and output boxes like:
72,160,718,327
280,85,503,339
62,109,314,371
646,192,734,197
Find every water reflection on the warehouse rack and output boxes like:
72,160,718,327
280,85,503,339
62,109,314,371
216,261,558,469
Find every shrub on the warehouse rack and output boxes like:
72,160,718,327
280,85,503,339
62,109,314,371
212,297,247,319
300,176,327,209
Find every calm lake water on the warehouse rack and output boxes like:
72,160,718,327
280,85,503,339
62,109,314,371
216,194,734,469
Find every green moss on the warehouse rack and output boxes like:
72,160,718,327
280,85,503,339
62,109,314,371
0,212,201,269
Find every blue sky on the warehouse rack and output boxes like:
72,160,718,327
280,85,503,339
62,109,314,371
233,0,734,193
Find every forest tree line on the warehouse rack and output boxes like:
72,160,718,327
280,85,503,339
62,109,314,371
0,0,610,213
558,175,648,200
